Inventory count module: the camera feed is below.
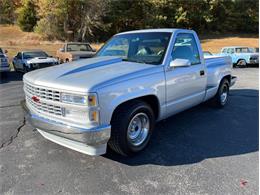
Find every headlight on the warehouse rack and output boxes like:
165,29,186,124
61,93,97,106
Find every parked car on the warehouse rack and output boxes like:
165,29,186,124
22,29,236,156
0,48,10,73
203,51,213,57
13,50,59,72
220,46,259,67
56,42,96,63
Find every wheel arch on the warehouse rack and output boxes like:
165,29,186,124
110,94,160,123
236,58,246,64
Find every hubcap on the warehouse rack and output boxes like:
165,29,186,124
127,113,150,146
220,85,228,104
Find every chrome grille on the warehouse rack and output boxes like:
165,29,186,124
25,82,60,101
26,96,63,116
24,81,63,116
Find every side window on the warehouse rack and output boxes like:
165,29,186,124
222,48,227,53
227,48,234,54
171,33,201,65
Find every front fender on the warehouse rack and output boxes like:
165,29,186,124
97,71,165,125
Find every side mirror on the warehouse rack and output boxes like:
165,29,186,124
170,59,191,68
92,48,97,52
4,50,8,54
59,48,64,52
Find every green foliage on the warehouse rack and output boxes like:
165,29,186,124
17,0,37,32
0,0,17,24
1,0,259,40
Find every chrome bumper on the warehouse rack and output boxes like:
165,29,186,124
21,100,111,155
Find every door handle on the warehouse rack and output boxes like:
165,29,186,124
200,70,205,76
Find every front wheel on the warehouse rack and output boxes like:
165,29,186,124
211,79,230,108
109,100,155,156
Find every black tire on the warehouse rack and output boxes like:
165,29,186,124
108,100,155,156
211,78,230,108
237,59,247,68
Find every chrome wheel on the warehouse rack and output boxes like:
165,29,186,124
220,85,228,104
127,113,150,146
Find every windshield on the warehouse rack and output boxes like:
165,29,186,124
96,32,172,65
23,51,48,59
235,47,251,53
67,44,92,51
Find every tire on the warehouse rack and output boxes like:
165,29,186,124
211,78,230,108
237,59,247,68
108,100,155,156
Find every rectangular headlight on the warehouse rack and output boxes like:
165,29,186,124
61,93,97,106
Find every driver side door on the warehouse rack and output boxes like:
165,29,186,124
165,33,207,117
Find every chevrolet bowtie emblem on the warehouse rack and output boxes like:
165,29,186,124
32,96,40,103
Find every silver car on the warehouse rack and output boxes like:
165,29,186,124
13,50,59,72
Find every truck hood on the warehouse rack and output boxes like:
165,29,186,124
26,57,58,64
23,56,156,93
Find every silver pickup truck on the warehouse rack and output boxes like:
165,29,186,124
22,29,236,156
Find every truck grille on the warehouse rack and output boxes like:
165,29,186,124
26,96,63,116
25,82,60,101
24,81,63,116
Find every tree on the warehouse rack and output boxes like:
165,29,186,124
17,0,37,32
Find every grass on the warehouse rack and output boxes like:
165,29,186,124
0,25,259,68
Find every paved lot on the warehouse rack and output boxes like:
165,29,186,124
0,68,258,194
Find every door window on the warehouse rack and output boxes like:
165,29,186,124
171,33,201,65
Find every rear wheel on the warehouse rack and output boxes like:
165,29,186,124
237,59,247,68
109,100,155,156
211,78,230,108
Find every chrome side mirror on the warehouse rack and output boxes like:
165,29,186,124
59,48,65,52
170,59,191,68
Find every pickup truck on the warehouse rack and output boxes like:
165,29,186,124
220,46,259,67
22,29,236,156
56,42,96,63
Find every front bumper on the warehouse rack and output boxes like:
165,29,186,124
21,100,111,155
